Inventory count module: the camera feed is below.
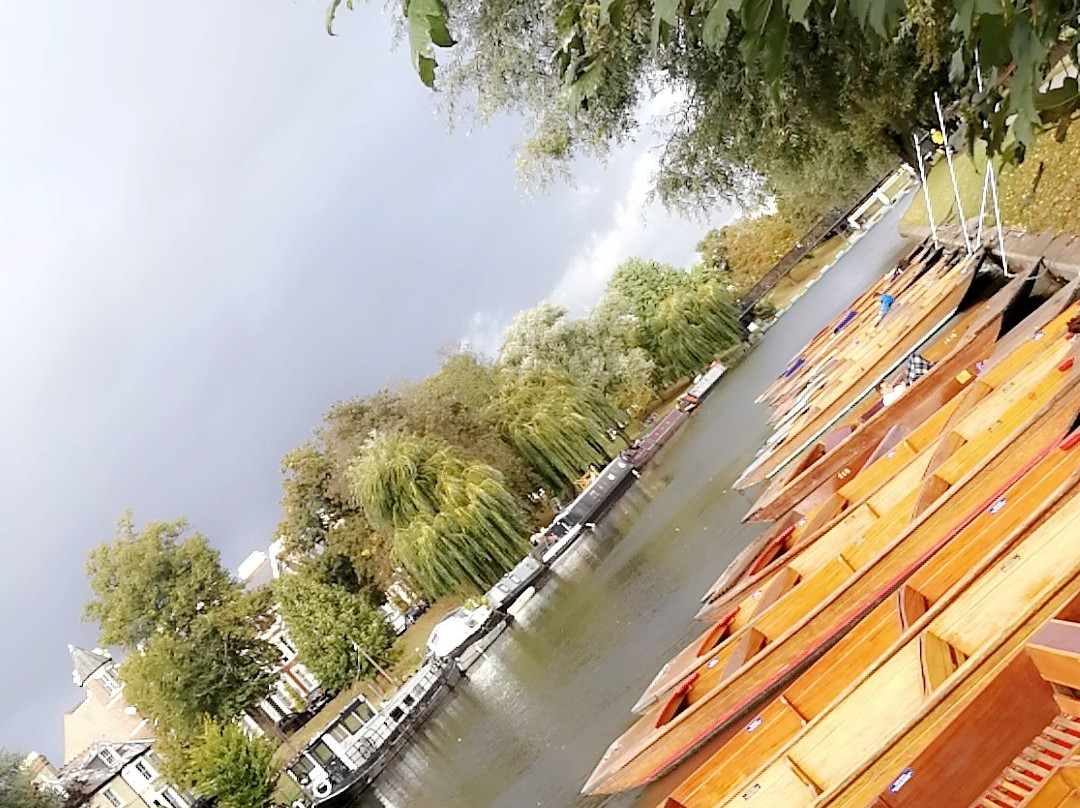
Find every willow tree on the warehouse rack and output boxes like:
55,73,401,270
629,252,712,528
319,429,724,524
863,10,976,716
651,276,744,386
490,366,623,490
599,260,744,386
327,0,1079,213
499,301,656,415
347,432,527,596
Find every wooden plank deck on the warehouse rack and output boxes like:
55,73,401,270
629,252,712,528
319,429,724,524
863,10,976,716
711,488,1080,808
584,358,1080,794
658,433,1080,808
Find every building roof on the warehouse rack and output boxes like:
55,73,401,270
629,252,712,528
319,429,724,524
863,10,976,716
68,645,111,687
238,550,275,591
58,740,152,798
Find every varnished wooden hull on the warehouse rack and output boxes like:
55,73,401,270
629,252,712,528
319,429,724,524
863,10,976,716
757,242,938,409
654,427,1080,808
583,364,1080,795
744,265,1051,523
697,303,1080,622
736,253,977,490
720,486,1080,808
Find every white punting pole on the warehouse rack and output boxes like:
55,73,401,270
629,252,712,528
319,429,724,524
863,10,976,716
935,91,973,254
973,55,1013,277
976,166,990,246
914,134,939,248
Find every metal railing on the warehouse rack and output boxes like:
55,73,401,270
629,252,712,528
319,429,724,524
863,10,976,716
735,176,895,318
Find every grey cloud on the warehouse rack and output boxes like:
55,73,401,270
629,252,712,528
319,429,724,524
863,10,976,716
0,1,731,760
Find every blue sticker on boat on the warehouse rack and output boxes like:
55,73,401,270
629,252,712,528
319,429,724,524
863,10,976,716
988,497,1007,515
889,768,914,793
745,716,763,733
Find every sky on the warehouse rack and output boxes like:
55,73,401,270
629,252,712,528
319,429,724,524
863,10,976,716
0,3,738,761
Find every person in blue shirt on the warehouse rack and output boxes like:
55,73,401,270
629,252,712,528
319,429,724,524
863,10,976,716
877,292,895,325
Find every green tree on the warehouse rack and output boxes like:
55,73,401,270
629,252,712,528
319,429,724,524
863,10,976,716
83,513,236,650
601,259,743,385
348,432,528,595
299,550,385,603
605,259,691,325
277,444,398,589
119,612,278,780
699,200,826,293
83,514,278,784
328,1,1079,211
188,720,278,808
651,274,744,385
274,573,397,691
498,301,655,414
0,751,60,808
489,366,623,489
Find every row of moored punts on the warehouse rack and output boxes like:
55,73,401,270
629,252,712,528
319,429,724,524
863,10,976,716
582,239,1080,808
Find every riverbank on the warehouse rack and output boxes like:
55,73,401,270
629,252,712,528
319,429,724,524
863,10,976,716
270,166,922,808
576,196,1080,806
341,189,915,808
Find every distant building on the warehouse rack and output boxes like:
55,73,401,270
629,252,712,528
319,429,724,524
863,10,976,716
23,646,194,808
62,646,154,764
237,541,325,737
22,751,61,793
33,741,192,808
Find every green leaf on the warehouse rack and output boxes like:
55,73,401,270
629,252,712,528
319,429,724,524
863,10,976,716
599,0,623,25
850,0,900,38
1036,78,1080,124
739,0,787,88
948,47,966,83
975,10,1010,67
569,59,606,108
652,0,681,50
742,0,777,37
404,0,456,89
1007,11,1048,145
951,0,977,36
867,0,901,39
702,0,741,48
555,3,580,51
325,0,354,35
760,10,789,85
787,0,812,27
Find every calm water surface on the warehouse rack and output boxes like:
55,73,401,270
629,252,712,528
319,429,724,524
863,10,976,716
354,198,915,808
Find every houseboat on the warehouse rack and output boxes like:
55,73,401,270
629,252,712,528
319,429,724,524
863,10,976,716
286,658,461,806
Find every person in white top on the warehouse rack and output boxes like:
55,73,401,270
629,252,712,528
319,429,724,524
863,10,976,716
878,380,908,407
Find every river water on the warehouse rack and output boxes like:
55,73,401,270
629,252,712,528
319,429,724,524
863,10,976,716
354,197,916,808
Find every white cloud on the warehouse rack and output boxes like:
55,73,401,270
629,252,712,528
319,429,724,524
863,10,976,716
549,154,739,315
462,310,510,359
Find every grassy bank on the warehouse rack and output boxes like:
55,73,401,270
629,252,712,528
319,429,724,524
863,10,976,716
902,126,1080,236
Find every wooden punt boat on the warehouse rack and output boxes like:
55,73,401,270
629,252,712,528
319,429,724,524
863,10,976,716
697,300,1080,620
689,484,1080,808
950,626,1080,808
751,285,998,522
735,252,980,490
654,427,1080,808
582,359,1080,794
824,620,1080,808
757,242,939,409
695,386,976,626
760,243,954,427
761,253,944,426
645,350,1079,717
743,267,1073,524
760,249,975,441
